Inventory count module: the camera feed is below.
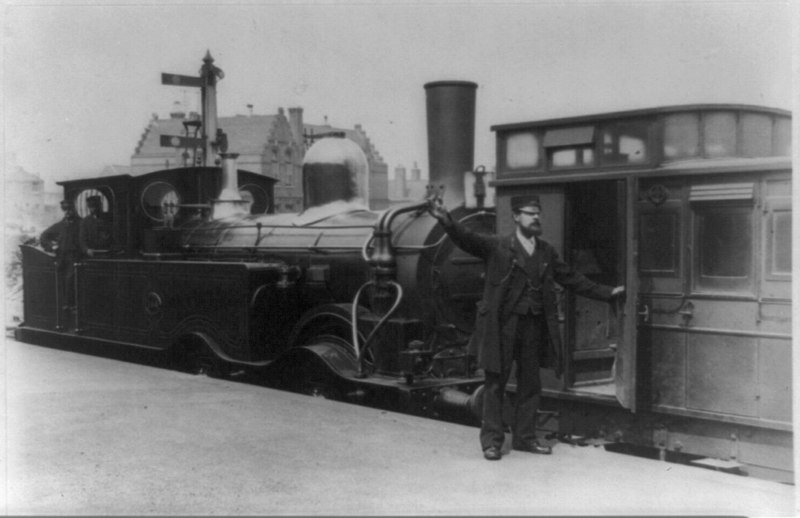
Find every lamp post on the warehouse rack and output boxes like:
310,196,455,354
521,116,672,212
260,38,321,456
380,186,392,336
182,119,202,166
200,51,224,166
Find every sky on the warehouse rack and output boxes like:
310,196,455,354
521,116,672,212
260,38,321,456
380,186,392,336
2,0,795,190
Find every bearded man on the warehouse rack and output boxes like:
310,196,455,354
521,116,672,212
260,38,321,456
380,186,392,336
428,195,624,461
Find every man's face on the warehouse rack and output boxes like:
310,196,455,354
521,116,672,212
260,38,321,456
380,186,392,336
513,207,542,238
61,204,76,218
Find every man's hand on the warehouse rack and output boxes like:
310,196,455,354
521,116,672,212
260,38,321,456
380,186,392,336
611,286,625,297
427,198,451,225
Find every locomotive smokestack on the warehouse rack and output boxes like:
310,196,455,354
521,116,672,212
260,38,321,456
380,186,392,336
425,80,477,207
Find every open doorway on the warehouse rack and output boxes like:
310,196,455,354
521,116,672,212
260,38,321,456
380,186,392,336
564,180,625,397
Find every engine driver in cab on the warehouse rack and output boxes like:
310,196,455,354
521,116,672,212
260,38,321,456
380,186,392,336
428,195,625,461
79,195,112,257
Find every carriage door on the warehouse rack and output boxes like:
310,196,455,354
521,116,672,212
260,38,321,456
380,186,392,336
564,179,638,410
637,177,788,422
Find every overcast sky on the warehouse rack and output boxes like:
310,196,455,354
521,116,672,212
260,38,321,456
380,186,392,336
3,0,794,189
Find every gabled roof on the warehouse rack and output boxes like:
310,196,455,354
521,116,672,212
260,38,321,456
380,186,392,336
306,124,385,163
134,114,385,165
135,114,282,156
221,115,283,151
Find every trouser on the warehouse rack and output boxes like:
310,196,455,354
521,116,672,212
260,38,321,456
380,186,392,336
56,256,77,308
480,313,544,451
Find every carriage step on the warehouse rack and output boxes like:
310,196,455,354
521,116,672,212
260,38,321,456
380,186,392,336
690,457,745,475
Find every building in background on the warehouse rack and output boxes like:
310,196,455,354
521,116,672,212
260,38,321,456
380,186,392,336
4,164,62,324
131,107,389,212
5,165,58,231
389,161,427,203
100,164,134,177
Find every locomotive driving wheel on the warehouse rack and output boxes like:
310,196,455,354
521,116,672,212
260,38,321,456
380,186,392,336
293,347,344,400
292,333,362,401
281,304,373,400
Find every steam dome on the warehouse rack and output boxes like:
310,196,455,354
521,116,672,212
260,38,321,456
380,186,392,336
302,137,369,212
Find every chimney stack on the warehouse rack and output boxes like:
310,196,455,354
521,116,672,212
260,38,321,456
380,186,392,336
288,107,304,149
425,81,477,208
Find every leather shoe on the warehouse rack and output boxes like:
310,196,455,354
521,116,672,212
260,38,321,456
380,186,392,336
483,446,502,461
512,440,552,454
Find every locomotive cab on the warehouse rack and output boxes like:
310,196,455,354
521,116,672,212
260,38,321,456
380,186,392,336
19,167,276,333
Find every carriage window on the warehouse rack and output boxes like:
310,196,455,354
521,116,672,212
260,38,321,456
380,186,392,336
550,147,594,168
703,112,737,158
601,121,649,165
640,212,679,275
741,113,772,157
693,205,753,292
545,126,595,169
773,118,791,156
664,114,700,160
504,132,541,169
769,209,792,276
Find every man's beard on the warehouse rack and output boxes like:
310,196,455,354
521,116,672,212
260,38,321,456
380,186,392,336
519,223,542,238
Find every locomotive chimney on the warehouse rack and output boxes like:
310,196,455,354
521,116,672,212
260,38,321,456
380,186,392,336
425,80,477,207
211,153,251,219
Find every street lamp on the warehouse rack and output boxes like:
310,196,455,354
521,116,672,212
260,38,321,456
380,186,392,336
182,119,202,166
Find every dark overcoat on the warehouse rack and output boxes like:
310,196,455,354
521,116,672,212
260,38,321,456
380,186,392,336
40,216,82,261
442,218,613,376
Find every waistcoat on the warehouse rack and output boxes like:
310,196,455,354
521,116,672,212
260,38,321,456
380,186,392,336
510,247,544,315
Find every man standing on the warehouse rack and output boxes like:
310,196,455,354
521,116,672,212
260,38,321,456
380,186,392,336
79,195,112,257
428,195,624,461
40,199,82,310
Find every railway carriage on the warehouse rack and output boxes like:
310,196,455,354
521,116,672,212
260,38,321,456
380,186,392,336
491,103,792,481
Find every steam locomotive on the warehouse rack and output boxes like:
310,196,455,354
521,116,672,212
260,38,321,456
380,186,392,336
16,80,793,482
16,81,494,420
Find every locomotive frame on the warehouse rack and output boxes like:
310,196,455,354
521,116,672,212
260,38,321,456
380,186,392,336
15,84,793,482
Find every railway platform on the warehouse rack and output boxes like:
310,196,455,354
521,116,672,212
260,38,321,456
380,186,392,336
1,336,795,516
